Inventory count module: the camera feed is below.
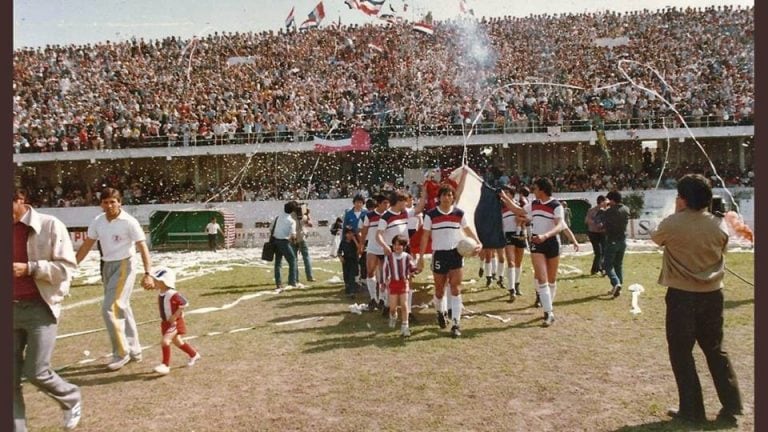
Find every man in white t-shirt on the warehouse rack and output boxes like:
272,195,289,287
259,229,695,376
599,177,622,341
205,216,224,251
76,188,154,371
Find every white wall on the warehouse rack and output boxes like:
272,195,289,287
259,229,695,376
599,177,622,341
53,188,753,248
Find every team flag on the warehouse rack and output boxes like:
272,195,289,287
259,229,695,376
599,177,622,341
313,128,371,152
412,22,434,35
344,0,359,9
285,6,296,29
359,0,386,16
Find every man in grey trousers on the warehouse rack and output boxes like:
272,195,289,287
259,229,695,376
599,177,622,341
76,187,154,371
13,188,83,430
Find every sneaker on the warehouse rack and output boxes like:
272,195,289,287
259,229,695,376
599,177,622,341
478,267,484,278
295,283,306,289
497,277,505,289
388,316,397,328
187,352,201,367
507,290,516,303
543,312,555,327
153,364,171,375
307,277,317,282
378,299,385,311
106,355,130,371
611,284,622,298
515,283,522,297
485,276,492,288
401,327,411,337
62,401,82,430
130,353,143,363
450,325,461,338
436,311,447,329
381,304,389,317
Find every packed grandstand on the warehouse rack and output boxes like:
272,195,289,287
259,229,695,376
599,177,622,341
12,5,754,207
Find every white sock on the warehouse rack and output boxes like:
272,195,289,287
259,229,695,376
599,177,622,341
444,285,452,312
550,282,558,302
434,294,445,313
491,258,498,277
381,286,389,306
451,294,462,326
484,261,492,277
506,266,516,290
514,266,522,284
366,278,377,301
407,290,413,313
537,282,553,313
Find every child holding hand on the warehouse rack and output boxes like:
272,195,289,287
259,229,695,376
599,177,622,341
147,267,201,375
383,236,419,337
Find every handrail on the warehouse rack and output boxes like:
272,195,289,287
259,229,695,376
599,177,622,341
14,114,753,154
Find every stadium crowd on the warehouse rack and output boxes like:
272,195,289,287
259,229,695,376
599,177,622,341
17,157,753,209
13,5,753,153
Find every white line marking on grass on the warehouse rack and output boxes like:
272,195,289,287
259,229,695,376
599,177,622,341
484,314,512,323
228,327,255,333
275,317,325,326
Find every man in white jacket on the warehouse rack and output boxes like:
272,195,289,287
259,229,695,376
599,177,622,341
13,188,82,431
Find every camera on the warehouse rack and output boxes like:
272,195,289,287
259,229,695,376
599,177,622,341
709,195,724,217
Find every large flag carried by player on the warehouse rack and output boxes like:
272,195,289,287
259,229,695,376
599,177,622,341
313,128,371,152
448,165,504,247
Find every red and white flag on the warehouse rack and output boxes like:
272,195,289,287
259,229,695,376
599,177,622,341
313,128,371,152
412,22,434,35
285,6,296,29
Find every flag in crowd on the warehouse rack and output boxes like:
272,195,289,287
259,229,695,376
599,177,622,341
285,6,296,29
412,22,434,35
300,1,325,29
313,128,371,153
344,0,359,9
358,0,386,16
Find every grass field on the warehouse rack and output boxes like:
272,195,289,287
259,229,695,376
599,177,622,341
23,248,754,431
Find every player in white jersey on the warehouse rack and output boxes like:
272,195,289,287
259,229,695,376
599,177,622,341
417,185,481,338
376,190,425,320
358,194,390,312
523,178,569,327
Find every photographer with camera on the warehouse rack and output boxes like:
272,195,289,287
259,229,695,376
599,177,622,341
291,203,315,284
651,174,742,426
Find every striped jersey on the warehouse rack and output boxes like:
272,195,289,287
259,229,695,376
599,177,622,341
361,209,386,254
377,207,415,246
158,289,188,321
383,252,416,284
524,198,564,237
423,206,468,251
502,196,528,234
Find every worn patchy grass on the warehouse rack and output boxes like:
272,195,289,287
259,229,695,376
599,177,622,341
24,251,754,431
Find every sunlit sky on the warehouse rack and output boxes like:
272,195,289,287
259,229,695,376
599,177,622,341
14,0,753,49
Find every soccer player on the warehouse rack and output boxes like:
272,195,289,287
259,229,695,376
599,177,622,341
376,190,424,320
358,194,390,312
524,178,569,327
382,236,419,337
417,185,482,338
